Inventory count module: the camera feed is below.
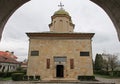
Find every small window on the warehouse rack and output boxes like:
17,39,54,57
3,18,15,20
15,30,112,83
70,59,74,69
80,52,89,56
31,51,39,56
46,59,50,69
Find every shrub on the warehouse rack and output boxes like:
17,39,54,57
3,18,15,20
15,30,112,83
0,72,13,78
23,75,28,81
116,71,120,77
0,72,6,77
110,71,120,77
35,76,40,80
94,70,120,77
29,76,34,81
16,67,27,74
12,73,24,81
0,71,26,78
78,76,95,81
94,70,109,75
23,75,40,81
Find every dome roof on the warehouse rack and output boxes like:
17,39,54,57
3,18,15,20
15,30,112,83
54,8,69,16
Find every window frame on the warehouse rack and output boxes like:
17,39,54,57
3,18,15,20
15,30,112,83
30,51,39,56
54,57,67,62
46,59,50,69
70,59,74,69
80,51,90,56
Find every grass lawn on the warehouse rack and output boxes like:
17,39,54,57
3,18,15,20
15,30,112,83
95,74,120,79
0,77,11,81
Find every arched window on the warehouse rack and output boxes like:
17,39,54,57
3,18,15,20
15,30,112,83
54,21,56,30
46,59,50,69
59,20,63,29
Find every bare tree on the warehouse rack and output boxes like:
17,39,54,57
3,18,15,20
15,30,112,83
102,53,119,72
108,54,118,72
102,59,109,71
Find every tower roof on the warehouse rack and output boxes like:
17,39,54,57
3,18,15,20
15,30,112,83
54,8,69,16
49,2,75,32
54,2,69,16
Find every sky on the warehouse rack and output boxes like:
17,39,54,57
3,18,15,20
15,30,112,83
0,0,120,61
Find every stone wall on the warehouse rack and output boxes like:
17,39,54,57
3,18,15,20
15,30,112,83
27,38,93,80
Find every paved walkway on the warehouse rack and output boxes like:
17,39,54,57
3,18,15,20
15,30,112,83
0,80,116,84
0,77,120,84
95,77,120,84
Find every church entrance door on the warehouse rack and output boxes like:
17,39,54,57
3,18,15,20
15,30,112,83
56,65,64,78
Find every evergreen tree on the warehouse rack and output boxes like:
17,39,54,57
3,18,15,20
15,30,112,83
94,54,103,71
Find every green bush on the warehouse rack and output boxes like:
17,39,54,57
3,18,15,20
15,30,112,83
94,70,109,75
12,73,24,81
116,71,120,77
0,72,13,78
110,71,120,77
23,75,28,81
22,75,40,81
29,76,34,81
0,70,26,78
16,67,27,74
94,70,120,77
78,76,95,81
0,72,6,77
35,76,40,80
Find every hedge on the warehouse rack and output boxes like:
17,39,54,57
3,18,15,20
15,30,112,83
29,76,34,81
94,70,120,77
12,73,24,81
23,75,28,81
0,71,26,78
109,71,120,77
35,76,40,80
23,75,40,81
78,76,95,81
0,72,13,78
94,70,109,75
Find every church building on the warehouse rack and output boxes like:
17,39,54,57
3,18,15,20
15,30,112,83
26,4,94,80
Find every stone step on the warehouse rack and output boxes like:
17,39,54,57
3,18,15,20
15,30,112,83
31,81,115,84
0,81,116,84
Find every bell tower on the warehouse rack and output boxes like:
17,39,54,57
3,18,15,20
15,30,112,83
49,3,75,33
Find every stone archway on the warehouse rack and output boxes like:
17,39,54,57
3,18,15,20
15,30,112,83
91,0,120,41
0,0,120,41
0,0,30,41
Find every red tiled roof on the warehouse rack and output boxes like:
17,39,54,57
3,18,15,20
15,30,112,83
21,62,27,65
0,51,19,64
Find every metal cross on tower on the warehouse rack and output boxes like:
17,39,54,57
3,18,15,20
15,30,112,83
58,2,64,9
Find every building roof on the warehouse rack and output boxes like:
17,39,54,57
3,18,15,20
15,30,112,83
0,51,19,64
26,32,95,39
